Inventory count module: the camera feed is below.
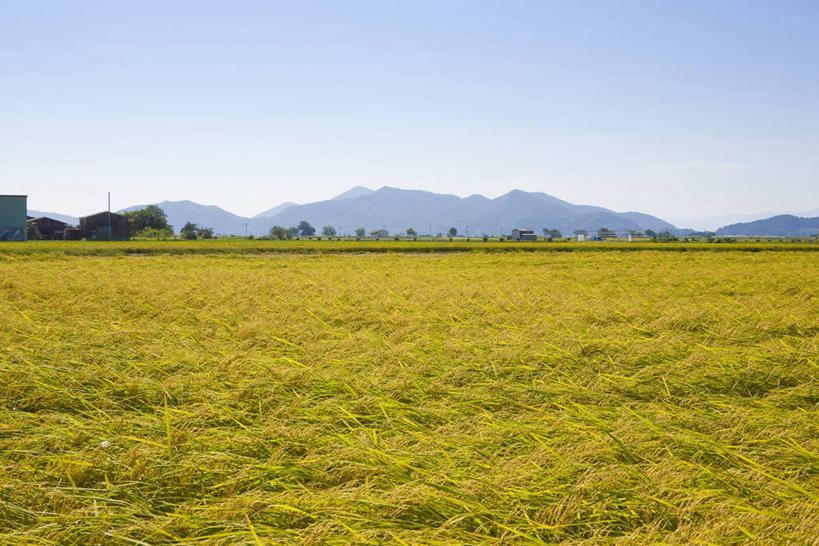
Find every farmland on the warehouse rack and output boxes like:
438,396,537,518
1,246,817,543
1,238,819,257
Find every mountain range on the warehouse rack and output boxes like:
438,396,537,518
28,187,818,237
114,187,678,237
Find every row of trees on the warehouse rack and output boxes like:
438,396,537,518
269,223,361,239
269,221,317,239
180,222,214,240
267,223,463,239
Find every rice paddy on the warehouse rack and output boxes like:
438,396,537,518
1,246,817,543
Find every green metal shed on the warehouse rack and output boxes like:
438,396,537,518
0,195,27,241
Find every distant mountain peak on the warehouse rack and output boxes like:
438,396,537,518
254,201,298,219
331,186,374,200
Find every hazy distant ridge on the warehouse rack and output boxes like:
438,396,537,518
715,215,819,237
27,210,79,225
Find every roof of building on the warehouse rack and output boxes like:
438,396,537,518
80,211,126,220
28,216,68,225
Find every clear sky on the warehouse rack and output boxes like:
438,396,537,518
2,0,818,220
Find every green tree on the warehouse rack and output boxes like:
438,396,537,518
543,228,561,238
287,226,300,237
124,205,172,236
322,225,337,237
656,230,678,242
406,228,417,237
597,227,616,239
26,222,41,240
448,227,457,237
355,228,366,237
298,221,315,236
180,222,198,240
180,222,213,239
269,226,292,240
138,227,173,239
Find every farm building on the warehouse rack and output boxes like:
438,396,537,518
79,211,129,240
510,228,537,241
370,229,390,239
0,195,27,241
27,216,68,240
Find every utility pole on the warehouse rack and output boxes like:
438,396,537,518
107,192,112,240
245,223,248,237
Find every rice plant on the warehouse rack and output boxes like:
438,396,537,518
0,249,816,543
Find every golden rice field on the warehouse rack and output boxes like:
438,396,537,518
1,246,817,543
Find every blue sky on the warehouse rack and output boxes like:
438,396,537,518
2,0,817,222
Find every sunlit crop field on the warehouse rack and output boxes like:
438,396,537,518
3,238,819,256
1,248,817,543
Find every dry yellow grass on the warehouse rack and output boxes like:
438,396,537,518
1,250,817,543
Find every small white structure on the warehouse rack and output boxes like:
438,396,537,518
577,233,586,242
370,229,390,240
510,228,537,241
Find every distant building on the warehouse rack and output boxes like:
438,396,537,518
79,211,128,240
0,195,27,241
577,233,585,242
370,229,389,239
510,228,537,241
28,216,68,240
